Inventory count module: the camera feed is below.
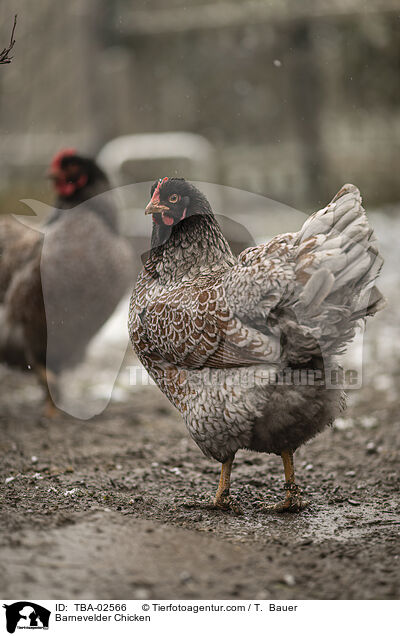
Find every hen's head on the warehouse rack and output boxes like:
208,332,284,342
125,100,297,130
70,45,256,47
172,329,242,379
145,177,212,227
49,149,107,199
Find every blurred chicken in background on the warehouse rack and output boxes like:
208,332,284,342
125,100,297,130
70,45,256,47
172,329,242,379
0,150,134,416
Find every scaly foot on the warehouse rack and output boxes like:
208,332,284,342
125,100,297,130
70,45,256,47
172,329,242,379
265,483,309,513
212,492,243,514
213,491,231,509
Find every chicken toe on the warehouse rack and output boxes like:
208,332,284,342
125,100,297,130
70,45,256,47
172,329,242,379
267,483,309,512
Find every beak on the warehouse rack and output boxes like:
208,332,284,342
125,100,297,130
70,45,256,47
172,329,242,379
145,201,169,215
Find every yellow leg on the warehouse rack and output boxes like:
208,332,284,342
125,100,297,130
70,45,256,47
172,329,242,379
213,456,234,509
282,449,295,484
43,396,58,419
268,450,308,512
37,365,59,418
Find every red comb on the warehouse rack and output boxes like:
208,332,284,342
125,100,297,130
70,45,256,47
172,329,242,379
151,177,169,204
50,148,78,173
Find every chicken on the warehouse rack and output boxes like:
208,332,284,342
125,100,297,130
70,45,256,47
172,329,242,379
128,178,385,511
0,149,134,415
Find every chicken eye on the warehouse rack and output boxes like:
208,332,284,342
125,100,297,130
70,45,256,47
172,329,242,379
168,194,179,203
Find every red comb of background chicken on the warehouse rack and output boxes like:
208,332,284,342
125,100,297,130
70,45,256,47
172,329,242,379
49,148,77,175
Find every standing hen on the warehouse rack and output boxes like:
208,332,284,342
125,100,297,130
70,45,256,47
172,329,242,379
129,178,384,511
0,150,134,415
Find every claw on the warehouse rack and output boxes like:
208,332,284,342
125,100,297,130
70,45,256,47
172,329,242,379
264,484,309,513
265,497,309,513
212,494,243,514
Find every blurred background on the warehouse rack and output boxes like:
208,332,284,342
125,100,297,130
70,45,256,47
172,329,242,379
0,0,399,211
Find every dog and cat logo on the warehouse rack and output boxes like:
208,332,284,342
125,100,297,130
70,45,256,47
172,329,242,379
2,603,50,633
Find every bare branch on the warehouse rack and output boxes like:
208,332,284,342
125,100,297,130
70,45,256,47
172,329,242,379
0,14,17,65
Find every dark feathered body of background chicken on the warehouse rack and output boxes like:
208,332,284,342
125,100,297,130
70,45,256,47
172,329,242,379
129,178,385,511
0,150,134,414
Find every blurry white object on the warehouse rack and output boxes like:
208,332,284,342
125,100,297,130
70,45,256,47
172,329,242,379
97,132,217,183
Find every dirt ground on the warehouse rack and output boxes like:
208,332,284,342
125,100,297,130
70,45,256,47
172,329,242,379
0,357,399,601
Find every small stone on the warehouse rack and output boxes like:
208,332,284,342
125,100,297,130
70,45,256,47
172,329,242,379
348,499,361,506
360,416,377,429
180,571,192,584
283,573,296,586
64,488,78,497
334,417,354,430
134,587,150,600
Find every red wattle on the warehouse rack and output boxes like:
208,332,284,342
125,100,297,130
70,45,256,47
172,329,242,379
162,213,174,226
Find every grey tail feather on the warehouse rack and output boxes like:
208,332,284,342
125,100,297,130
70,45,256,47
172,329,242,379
286,184,385,361
297,184,384,310
352,286,387,320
